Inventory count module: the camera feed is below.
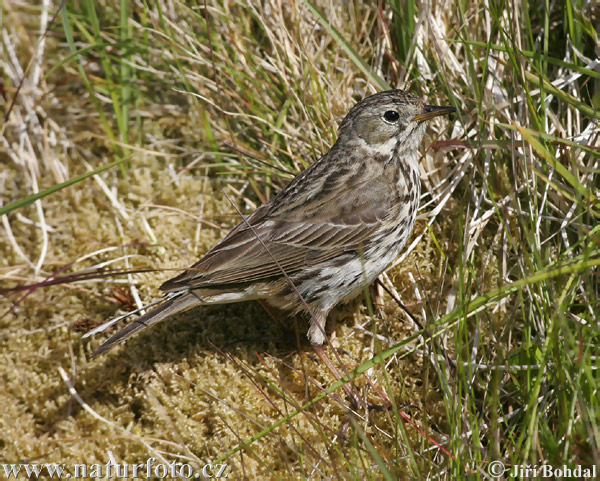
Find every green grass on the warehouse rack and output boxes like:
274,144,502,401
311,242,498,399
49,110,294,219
1,0,598,479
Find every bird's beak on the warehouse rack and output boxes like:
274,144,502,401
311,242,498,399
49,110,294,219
413,105,456,122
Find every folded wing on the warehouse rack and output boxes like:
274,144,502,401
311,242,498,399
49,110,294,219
161,163,396,292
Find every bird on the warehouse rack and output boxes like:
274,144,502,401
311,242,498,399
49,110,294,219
87,89,455,357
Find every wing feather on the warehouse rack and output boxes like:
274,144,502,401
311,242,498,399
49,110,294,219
161,157,397,292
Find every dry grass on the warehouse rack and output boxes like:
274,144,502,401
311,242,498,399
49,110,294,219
1,0,598,479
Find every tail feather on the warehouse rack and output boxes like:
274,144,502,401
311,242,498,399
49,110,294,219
91,292,198,357
82,294,174,339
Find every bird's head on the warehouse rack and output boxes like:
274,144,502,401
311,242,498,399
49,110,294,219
338,89,455,156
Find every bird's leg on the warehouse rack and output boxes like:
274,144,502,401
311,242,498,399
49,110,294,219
259,301,365,408
257,299,289,331
306,311,367,409
258,300,307,347
312,344,366,410
370,282,385,312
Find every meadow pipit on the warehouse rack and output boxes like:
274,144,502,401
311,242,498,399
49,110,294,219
89,89,455,356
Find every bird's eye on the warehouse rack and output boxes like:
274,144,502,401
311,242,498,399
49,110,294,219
383,110,400,123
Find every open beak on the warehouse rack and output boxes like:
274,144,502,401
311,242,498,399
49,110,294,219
413,105,456,122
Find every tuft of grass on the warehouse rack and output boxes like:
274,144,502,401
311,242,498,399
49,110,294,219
1,0,598,479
